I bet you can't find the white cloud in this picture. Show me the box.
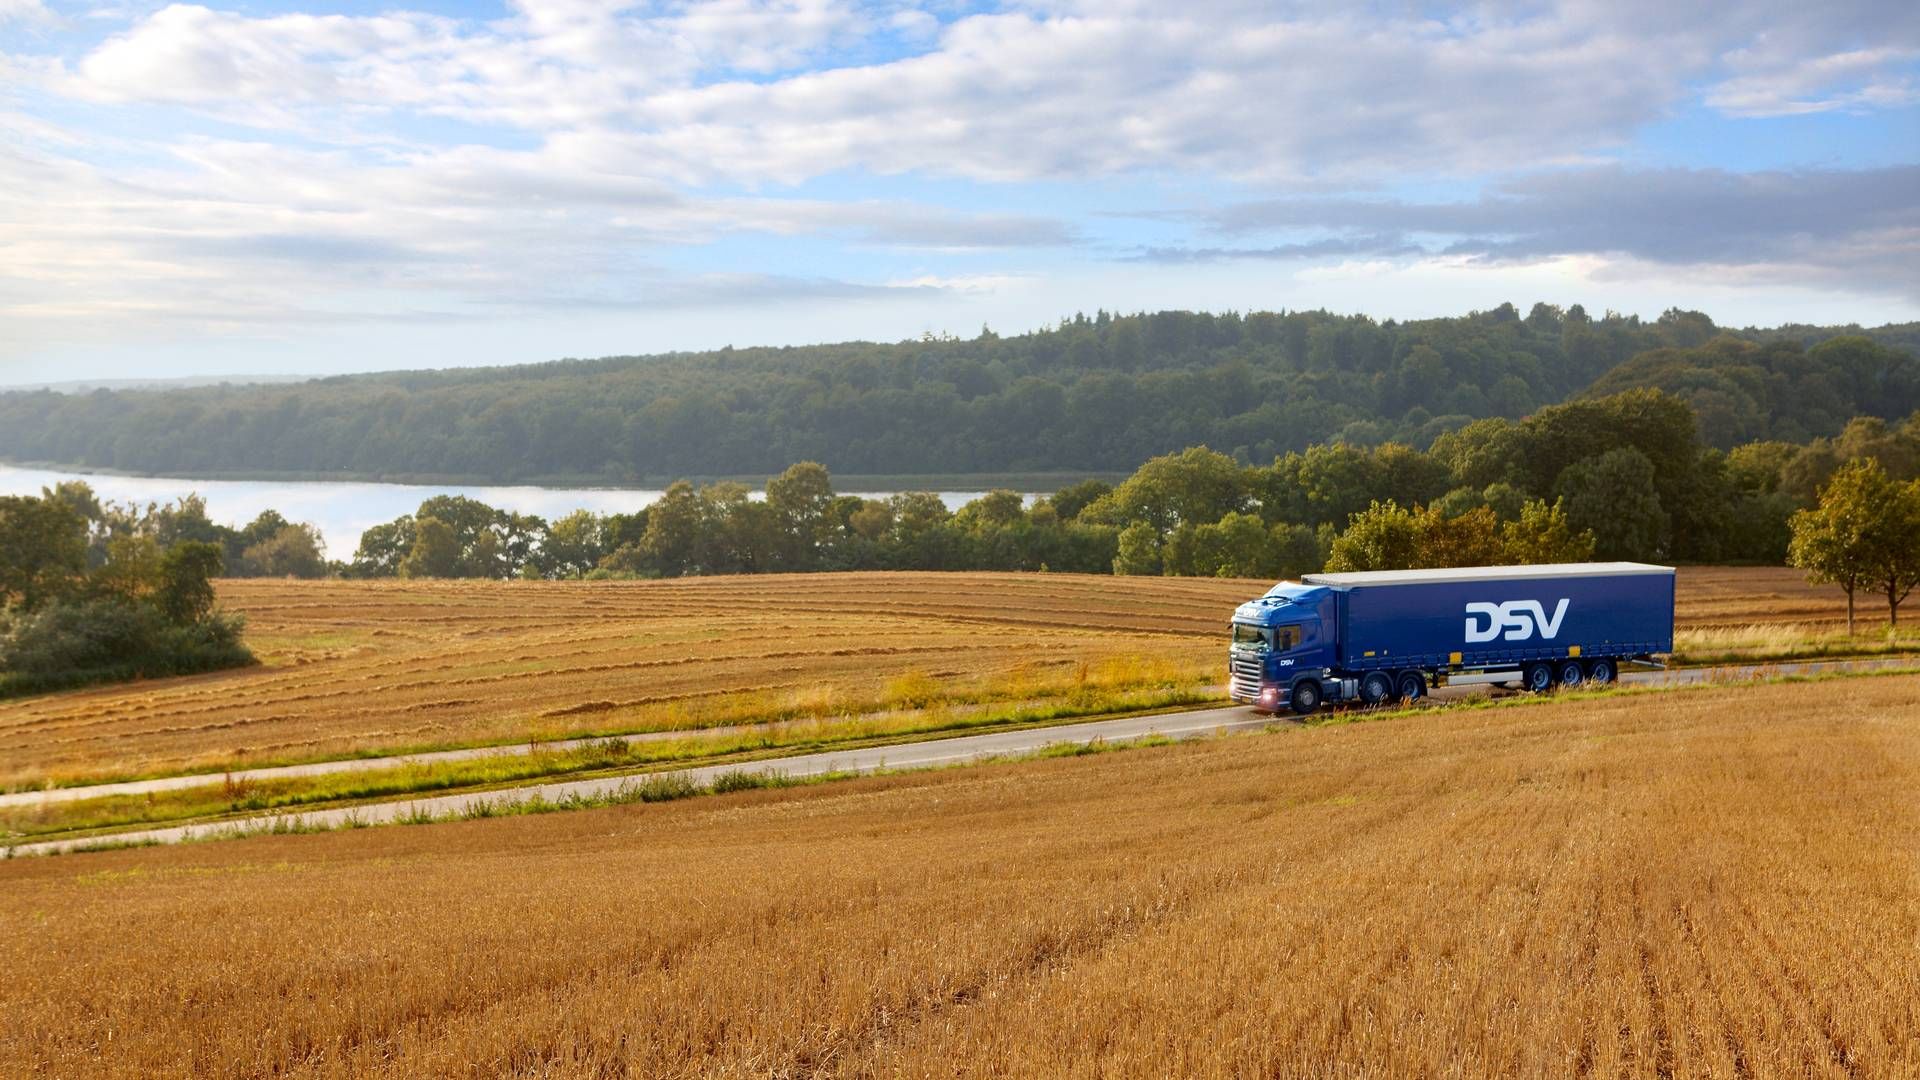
[74,5,451,104]
[599,11,1694,184]
[665,0,865,73]
[1,0,1917,371]
[1707,47,1920,116]
[0,118,1076,354]
[1175,165,1920,301]
[0,0,50,24]
[884,272,1027,293]
[50,1,1920,182]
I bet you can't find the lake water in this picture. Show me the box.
[0,465,1001,559]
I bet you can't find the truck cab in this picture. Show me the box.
[1228,581,1337,713]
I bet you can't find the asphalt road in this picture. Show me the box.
[9,654,1917,857]
[0,720,771,810]
[9,704,1280,856]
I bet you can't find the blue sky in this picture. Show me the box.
[1,0,1917,382]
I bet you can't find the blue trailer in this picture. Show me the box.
[1229,562,1674,715]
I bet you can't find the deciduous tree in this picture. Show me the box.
[1553,447,1669,560]
[0,495,86,611]
[400,517,461,579]
[1113,521,1162,576]
[1326,501,1421,573]
[541,510,608,579]
[240,524,327,578]
[1867,478,1920,627]
[1098,447,1248,533]
[1788,458,1888,634]
[1499,499,1596,565]
[156,541,224,625]
[1415,505,1504,568]
[766,462,835,570]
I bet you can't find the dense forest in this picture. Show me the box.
[2,305,1915,483]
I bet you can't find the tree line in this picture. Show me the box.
[333,389,1920,583]
[1,305,1913,483]
[30,483,330,580]
[14,387,1917,594]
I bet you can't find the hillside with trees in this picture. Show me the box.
[2,305,1914,483]
[1582,335,1920,447]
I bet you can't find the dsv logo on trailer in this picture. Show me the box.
[1463,599,1570,643]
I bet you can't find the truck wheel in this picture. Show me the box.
[1290,679,1321,716]
[1396,672,1426,702]
[1557,660,1585,688]
[1588,658,1617,685]
[1522,663,1554,694]
[1360,672,1392,706]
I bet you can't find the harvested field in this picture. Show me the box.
[0,567,1867,791]
[1672,565,1854,627]
[1671,566,1919,663]
[4,674,1918,1076]
[0,573,1258,788]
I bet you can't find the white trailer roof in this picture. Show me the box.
[1302,561,1673,588]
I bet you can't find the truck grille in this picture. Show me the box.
[1229,654,1264,700]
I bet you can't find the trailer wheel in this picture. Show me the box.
[1359,672,1393,706]
[1522,662,1554,694]
[1557,660,1585,688]
[1587,658,1616,685]
[1396,672,1426,702]
[1289,679,1321,716]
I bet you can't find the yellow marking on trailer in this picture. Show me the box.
[1449,651,1462,665]
[1569,645,1582,657]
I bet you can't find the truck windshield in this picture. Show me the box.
[1232,624,1304,651]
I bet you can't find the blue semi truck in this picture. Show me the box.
[1229,562,1675,715]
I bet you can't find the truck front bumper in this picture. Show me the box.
[1233,683,1285,712]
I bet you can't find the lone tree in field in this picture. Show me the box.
[1788,458,1920,632]
[1869,477,1920,627]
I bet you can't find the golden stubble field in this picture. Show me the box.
[2,673,1916,1077]
[1667,564,1854,625]
[0,567,1855,788]
[0,573,1259,787]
